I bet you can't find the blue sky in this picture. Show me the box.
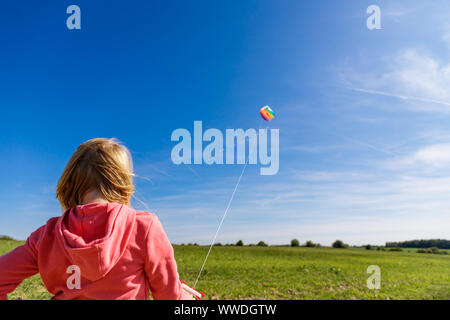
[1,1,449,245]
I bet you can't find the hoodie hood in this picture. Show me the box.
[55,202,136,281]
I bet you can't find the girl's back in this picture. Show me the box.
[0,138,190,300]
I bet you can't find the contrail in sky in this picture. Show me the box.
[345,87,450,107]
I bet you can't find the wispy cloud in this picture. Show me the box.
[340,49,450,112]
[384,143,450,171]
[284,144,349,153]
[344,87,450,108]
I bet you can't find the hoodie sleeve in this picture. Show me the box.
[0,227,42,300]
[144,215,191,300]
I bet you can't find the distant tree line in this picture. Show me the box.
[385,239,450,249]
[181,240,268,247]
[177,239,348,248]
[417,247,448,255]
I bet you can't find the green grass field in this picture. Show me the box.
[1,240,449,300]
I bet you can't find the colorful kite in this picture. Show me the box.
[260,105,275,121]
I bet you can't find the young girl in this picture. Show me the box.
[0,138,193,300]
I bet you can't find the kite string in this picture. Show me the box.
[194,120,267,288]
[193,155,249,287]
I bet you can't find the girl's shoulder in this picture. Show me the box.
[38,216,61,235]
[134,210,158,236]
[135,210,156,222]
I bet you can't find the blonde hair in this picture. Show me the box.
[56,138,135,211]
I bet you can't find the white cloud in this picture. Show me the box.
[411,143,450,167]
[383,50,450,100]
[385,143,450,170]
[342,49,450,112]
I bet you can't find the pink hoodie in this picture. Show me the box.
[0,202,190,300]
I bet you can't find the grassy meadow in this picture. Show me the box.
[1,240,449,300]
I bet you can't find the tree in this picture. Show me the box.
[291,239,300,247]
[236,240,244,246]
[332,240,348,248]
[430,247,439,254]
[257,241,268,247]
[305,240,317,248]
